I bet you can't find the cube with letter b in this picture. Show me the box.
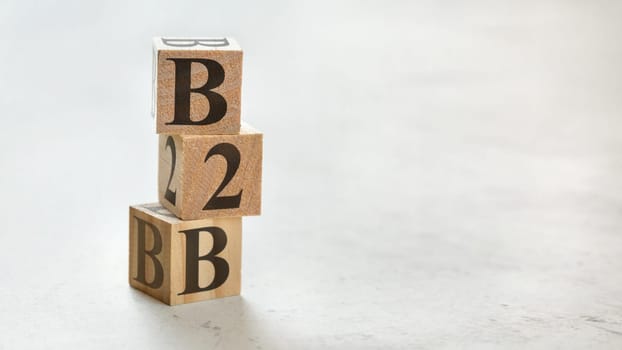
[158,122,262,220]
[129,203,242,305]
[153,37,242,135]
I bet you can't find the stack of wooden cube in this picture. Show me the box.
[128,37,262,305]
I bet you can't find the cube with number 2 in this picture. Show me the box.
[158,123,262,220]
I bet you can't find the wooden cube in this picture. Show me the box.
[152,37,242,135]
[129,203,242,305]
[158,123,262,220]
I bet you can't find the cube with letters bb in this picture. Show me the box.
[152,37,242,135]
[129,203,242,305]
[158,123,262,220]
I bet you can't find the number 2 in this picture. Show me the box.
[163,140,242,210]
[164,136,177,205]
[203,143,242,210]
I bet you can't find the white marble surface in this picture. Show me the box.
[1,0,622,348]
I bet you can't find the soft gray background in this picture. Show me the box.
[1,0,621,348]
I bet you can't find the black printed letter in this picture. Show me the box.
[166,58,227,126]
[178,227,229,295]
[133,217,164,289]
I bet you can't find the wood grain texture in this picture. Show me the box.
[158,123,262,220]
[152,37,242,135]
[129,203,242,306]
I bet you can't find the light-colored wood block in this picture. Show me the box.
[158,122,262,220]
[129,203,242,305]
[152,37,242,135]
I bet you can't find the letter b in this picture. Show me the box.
[166,58,227,126]
[133,217,164,289]
[178,226,230,295]
[162,38,230,47]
